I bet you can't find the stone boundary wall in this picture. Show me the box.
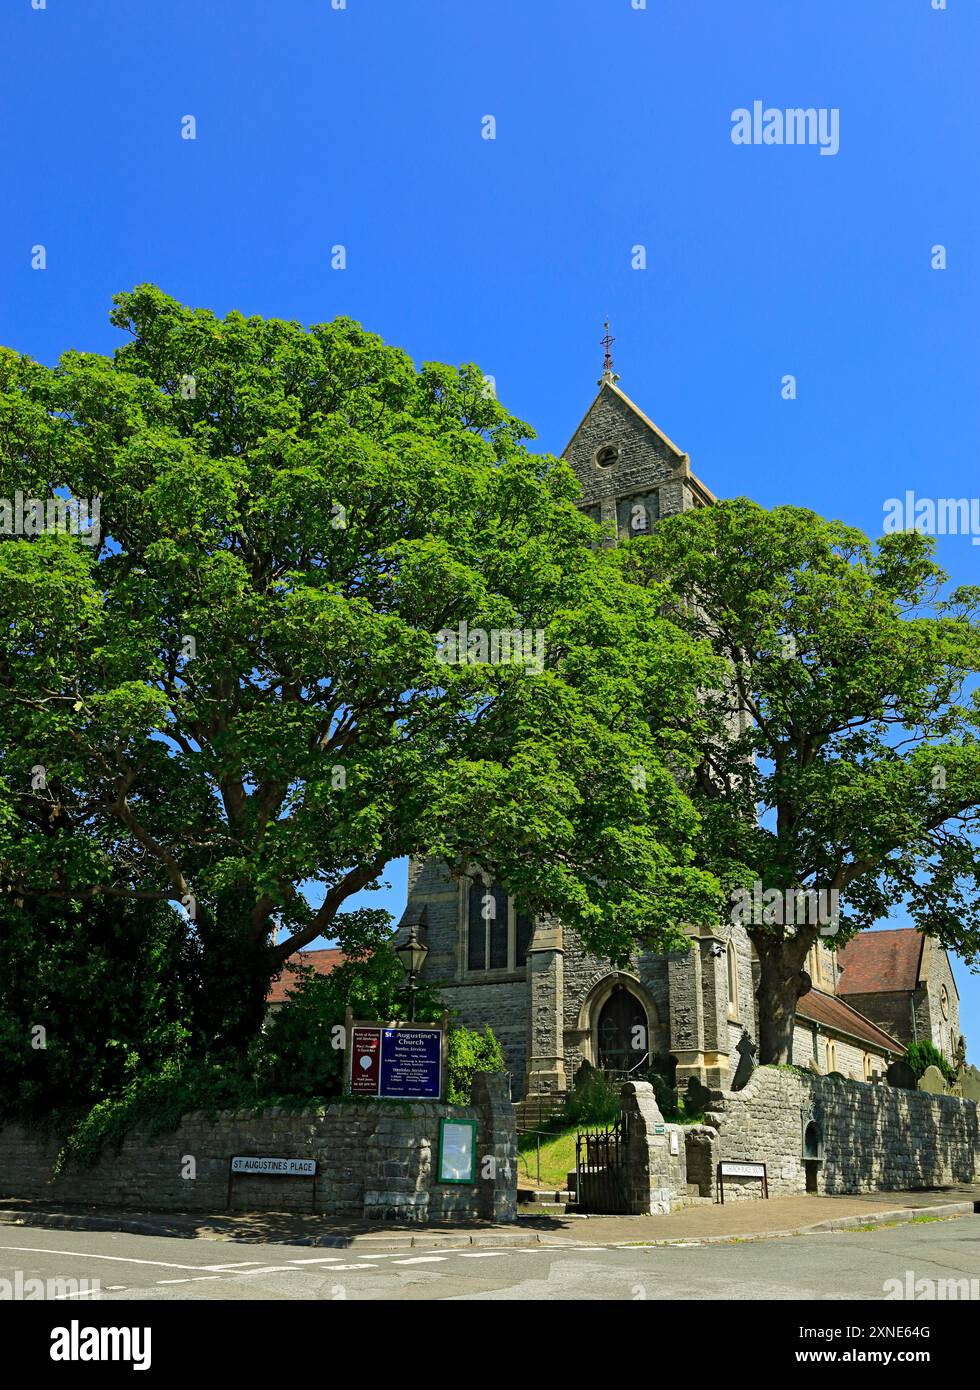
[0,1073,515,1224]
[699,1066,979,1200]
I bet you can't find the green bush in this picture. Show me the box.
[54,1055,263,1173]
[252,943,445,1099]
[446,1025,506,1104]
[560,1066,622,1127]
[904,1041,955,1085]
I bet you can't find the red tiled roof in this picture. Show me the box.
[797,988,903,1054]
[836,929,924,996]
[266,949,345,1006]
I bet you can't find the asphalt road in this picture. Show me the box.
[1,1215,979,1301]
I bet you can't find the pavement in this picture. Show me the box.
[1,1185,978,1251]
[2,1214,980,1301]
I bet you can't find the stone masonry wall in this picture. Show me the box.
[0,1074,516,1224]
[791,1025,886,1081]
[702,1065,979,1200]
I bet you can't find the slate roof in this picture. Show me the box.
[266,948,345,1006]
[796,988,903,1054]
[836,929,924,996]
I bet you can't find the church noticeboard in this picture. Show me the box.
[379,1026,442,1099]
[437,1118,477,1184]
[345,1013,446,1100]
[350,1027,382,1095]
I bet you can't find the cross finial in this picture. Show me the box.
[599,318,619,384]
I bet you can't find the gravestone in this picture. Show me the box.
[885,1059,917,1090]
[686,1076,714,1115]
[573,1058,597,1090]
[731,1029,756,1092]
[917,1064,948,1095]
[959,1063,980,1104]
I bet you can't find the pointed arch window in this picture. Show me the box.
[727,939,739,1019]
[466,878,534,973]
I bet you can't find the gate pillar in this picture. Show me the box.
[620,1081,687,1214]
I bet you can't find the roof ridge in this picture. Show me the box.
[561,380,717,504]
[797,987,903,1054]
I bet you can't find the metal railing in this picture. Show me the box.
[515,1124,559,1187]
[594,1052,651,1085]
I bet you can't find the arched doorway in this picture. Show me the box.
[596,986,648,1075]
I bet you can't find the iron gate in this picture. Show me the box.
[575,1116,629,1214]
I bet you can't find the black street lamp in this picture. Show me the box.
[394,924,429,1022]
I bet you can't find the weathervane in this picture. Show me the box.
[599,318,620,384]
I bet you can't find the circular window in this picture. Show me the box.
[595,444,619,468]
[940,985,950,1020]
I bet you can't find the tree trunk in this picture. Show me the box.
[752,933,814,1064]
[191,890,276,1053]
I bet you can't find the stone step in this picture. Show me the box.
[514,1094,565,1130]
[518,1189,573,1204]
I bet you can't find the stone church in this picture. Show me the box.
[397,369,954,1102]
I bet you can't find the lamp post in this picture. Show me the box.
[394,925,429,1022]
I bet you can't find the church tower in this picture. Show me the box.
[399,339,732,1100]
[561,330,714,541]
[520,340,731,1098]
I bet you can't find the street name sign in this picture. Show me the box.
[230,1156,316,1176]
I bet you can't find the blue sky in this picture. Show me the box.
[2,1,978,1041]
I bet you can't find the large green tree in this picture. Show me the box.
[0,286,720,1049]
[622,498,980,1063]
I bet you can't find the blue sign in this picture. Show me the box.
[379,1027,442,1099]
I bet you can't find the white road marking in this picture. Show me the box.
[457,1251,508,1258]
[54,1288,104,1299]
[392,1256,446,1265]
[0,1243,215,1273]
[323,1251,408,1260]
[200,1261,267,1271]
[287,1257,346,1265]
[157,1275,222,1285]
[316,1263,377,1271]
